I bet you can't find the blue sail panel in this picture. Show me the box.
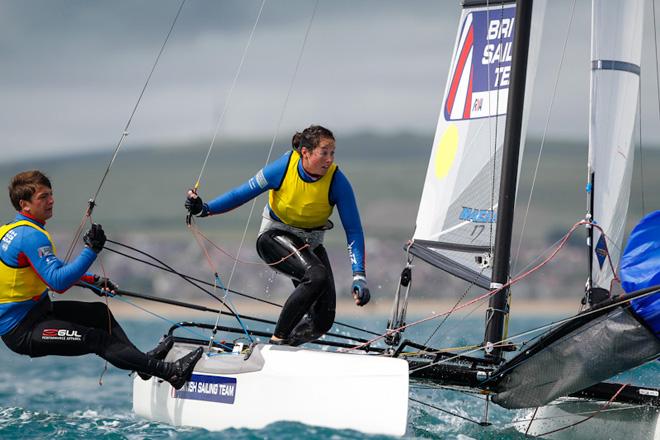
[620,210,660,339]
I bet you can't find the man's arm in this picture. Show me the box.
[19,227,96,293]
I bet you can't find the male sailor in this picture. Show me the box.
[0,170,202,389]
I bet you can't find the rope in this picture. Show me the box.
[357,220,624,354]
[217,0,320,312]
[409,397,484,426]
[64,0,187,262]
[193,0,267,190]
[410,287,660,377]
[188,0,321,340]
[533,384,628,437]
[421,268,484,349]
[103,239,383,337]
[109,294,232,350]
[194,226,310,266]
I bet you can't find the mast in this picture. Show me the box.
[483,0,533,359]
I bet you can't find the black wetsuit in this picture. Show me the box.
[257,229,336,343]
[2,295,165,376]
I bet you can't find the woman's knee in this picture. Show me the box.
[305,264,329,289]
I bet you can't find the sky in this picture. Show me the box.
[2,0,660,162]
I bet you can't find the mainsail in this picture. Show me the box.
[411,0,541,289]
[588,0,644,292]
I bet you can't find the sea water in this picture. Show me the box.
[0,312,657,439]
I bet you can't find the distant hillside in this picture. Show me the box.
[1,132,659,245]
[4,133,659,301]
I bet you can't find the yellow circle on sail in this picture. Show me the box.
[434,124,459,179]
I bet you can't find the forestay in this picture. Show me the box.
[411,0,542,289]
[588,0,644,291]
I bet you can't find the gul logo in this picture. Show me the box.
[444,6,516,121]
[42,328,83,341]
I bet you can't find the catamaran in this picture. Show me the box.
[126,0,660,437]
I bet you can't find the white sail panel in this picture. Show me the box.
[413,3,516,285]
[589,0,644,291]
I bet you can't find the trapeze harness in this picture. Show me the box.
[204,150,366,343]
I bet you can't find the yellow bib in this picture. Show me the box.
[0,220,55,304]
[269,152,338,229]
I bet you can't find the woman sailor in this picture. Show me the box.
[186,125,370,345]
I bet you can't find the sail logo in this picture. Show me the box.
[459,206,496,224]
[595,234,609,269]
[173,373,236,404]
[444,5,516,121]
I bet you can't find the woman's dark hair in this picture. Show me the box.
[291,125,334,153]
[9,170,52,211]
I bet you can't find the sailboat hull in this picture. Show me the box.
[513,398,660,439]
[132,343,409,436]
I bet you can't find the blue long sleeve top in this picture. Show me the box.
[0,214,97,335]
[203,151,366,274]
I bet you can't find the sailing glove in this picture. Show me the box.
[352,273,370,306]
[83,223,106,254]
[90,275,118,296]
[78,274,118,297]
[185,190,209,217]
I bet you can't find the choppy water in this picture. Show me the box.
[0,312,657,439]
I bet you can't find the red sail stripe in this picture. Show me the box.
[446,24,474,118]
[463,64,474,119]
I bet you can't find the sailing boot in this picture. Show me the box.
[288,316,321,346]
[137,335,175,380]
[162,347,204,390]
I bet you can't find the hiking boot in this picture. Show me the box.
[138,335,175,381]
[166,347,204,390]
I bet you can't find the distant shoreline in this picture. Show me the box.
[99,296,582,320]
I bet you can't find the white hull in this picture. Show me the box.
[133,343,409,436]
[512,398,660,439]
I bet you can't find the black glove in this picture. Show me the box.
[351,273,370,307]
[185,190,206,216]
[83,223,106,254]
[82,275,118,297]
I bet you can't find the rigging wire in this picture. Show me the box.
[408,287,659,377]
[63,0,187,262]
[103,238,383,337]
[512,0,576,273]
[204,0,320,339]
[193,0,267,190]
[532,384,628,438]
[353,220,621,352]
[185,0,268,347]
[421,269,485,349]
[409,397,485,426]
